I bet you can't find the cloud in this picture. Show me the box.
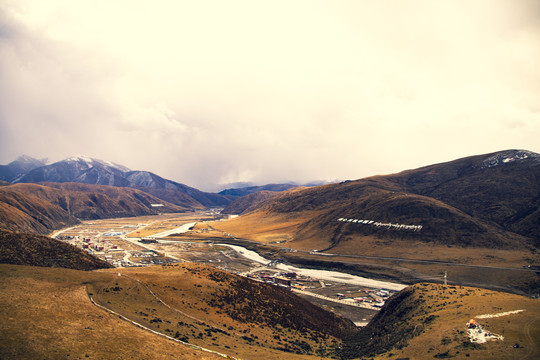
[1,0,539,191]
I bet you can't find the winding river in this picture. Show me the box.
[219,244,407,291]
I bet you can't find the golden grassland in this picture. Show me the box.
[0,265,221,360]
[210,210,538,268]
[210,211,538,268]
[209,211,321,244]
[369,283,540,360]
[0,263,347,360]
[209,212,540,295]
[0,263,538,359]
[101,264,346,360]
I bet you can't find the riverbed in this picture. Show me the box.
[219,244,407,291]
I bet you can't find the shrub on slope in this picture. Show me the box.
[0,228,111,270]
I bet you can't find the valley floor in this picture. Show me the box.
[1,211,539,359]
[51,212,407,325]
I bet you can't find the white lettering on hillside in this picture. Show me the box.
[337,218,422,231]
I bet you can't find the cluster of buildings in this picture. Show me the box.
[56,235,122,255]
[243,269,397,310]
[55,234,178,267]
[55,235,128,266]
[80,237,121,252]
[246,271,312,289]
[130,250,177,266]
[348,289,393,308]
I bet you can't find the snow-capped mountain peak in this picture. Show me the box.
[481,150,539,169]
[62,156,130,172]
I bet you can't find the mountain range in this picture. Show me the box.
[0,155,308,234]
[1,156,232,208]
[2,149,539,251]
[1,149,540,358]
[0,155,308,209]
[214,149,540,253]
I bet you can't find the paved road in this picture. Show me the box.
[50,225,79,238]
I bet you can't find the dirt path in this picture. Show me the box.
[88,274,238,359]
[522,317,538,360]
[118,273,206,324]
[88,295,233,359]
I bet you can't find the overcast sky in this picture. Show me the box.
[1,1,539,191]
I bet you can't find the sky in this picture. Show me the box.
[1,1,539,191]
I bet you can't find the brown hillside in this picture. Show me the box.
[2,263,537,359]
[387,150,540,244]
[0,265,222,360]
[0,186,79,234]
[214,150,539,252]
[90,263,357,359]
[2,182,188,230]
[1,262,358,359]
[30,182,190,216]
[221,190,280,214]
[0,182,191,234]
[0,228,111,270]
[342,283,540,359]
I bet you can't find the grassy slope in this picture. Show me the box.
[0,265,221,360]
[0,187,79,234]
[0,182,191,234]
[343,283,540,359]
[0,228,111,270]
[1,264,537,360]
[213,150,539,254]
[0,262,358,360]
[17,182,189,217]
[94,263,356,359]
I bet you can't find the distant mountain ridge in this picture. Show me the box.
[219,183,298,197]
[221,190,281,214]
[2,156,232,209]
[218,149,540,252]
[0,155,324,234]
[0,155,47,183]
[0,182,189,234]
[1,156,323,210]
